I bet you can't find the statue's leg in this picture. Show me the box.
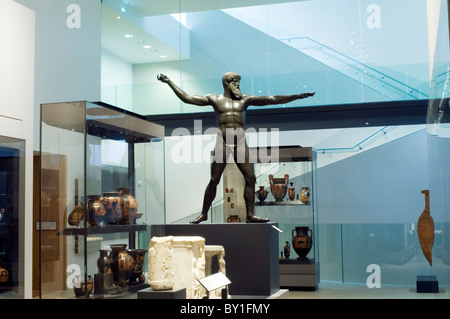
[235,144,269,223]
[190,150,227,224]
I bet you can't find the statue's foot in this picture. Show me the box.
[190,214,208,224]
[246,215,270,223]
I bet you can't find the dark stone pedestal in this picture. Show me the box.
[94,273,113,294]
[416,275,439,293]
[137,287,186,299]
[279,258,319,290]
[151,223,280,296]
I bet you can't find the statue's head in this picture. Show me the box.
[222,72,240,88]
[222,72,242,99]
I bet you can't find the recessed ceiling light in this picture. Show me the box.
[116,16,121,19]
[121,7,126,13]
[137,41,145,45]
[124,34,134,38]
[143,45,152,49]
[160,55,168,58]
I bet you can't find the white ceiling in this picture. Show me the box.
[120,0,305,16]
[102,0,307,64]
[102,5,184,64]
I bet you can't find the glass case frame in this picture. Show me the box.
[0,136,25,298]
[252,146,319,290]
[39,101,164,298]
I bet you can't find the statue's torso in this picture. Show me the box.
[210,95,247,130]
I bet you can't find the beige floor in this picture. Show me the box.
[286,281,449,299]
[35,281,449,299]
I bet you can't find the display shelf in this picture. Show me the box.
[255,201,309,206]
[279,258,316,265]
[88,282,149,299]
[58,223,147,236]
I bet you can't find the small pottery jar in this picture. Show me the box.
[127,249,147,284]
[0,265,8,282]
[88,195,106,226]
[227,215,241,223]
[284,241,291,259]
[300,187,310,203]
[292,226,313,260]
[288,183,295,201]
[100,192,123,225]
[74,275,94,297]
[97,249,112,274]
[110,244,133,287]
[269,174,289,201]
[116,187,139,225]
[118,250,133,284]
[256,186,268,203]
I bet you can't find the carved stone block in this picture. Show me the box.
[147,236,174,290]
[205,245,227,298]
[148,236,206,298]
[172,236,206,299]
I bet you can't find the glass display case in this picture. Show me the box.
[253,146,319,290]
[39,101,164,298]
[0,136,25,298]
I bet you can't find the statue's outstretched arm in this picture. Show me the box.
[248,92,315,107]
[157,74,210,106]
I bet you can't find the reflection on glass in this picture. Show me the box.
[101,0,433,115]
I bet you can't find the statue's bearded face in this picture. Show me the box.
[227,76,242,100]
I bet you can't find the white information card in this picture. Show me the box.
[198,272,231,292]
